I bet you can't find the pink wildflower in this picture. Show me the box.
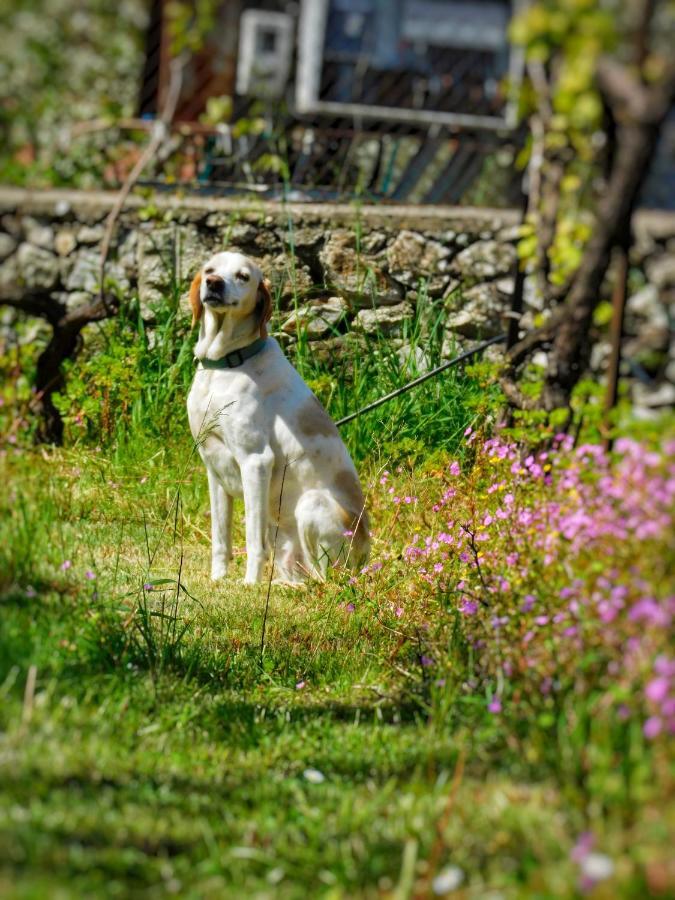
[645,677,669,704]
[643,716,662,739]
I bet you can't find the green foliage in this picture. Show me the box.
[52,267,194,446]
[289,295,501,465]
[0,335,42,446]
[0,0,146,187]
[199,94,233,127]
[511,0,618,285]
[0,415,672,896]
[166,0,219,56]
[53,316,146,443]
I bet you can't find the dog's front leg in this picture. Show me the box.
[206,468,233,580]
[241,449,274,584]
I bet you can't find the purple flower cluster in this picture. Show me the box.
[362,433,674,733]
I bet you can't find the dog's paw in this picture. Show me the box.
[242,575,262,586]
[211,567,228,581]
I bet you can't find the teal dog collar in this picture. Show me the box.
[197,337,268,370]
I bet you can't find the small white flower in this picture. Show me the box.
[432,865,464,894]
[581,852,615,882]
[303,768,325,784]
[266,867,285,885]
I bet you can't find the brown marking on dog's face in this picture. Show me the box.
[297,397,338,438]
[189,272,203,328]
[257,278,273,339]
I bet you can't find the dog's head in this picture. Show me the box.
[189,251,273,338]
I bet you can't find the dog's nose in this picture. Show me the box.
[205,274,225,289]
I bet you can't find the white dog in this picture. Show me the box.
[186,251,370,584]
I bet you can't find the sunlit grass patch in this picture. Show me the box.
[1,424,674,897]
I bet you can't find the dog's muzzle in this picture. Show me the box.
[204,278,227,306]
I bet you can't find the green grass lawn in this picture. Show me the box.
[0,435,671,899]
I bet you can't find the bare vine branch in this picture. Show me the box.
[98,53,186,306]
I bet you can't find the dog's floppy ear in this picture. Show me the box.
[189,272,203,329]
[257,277,273,339]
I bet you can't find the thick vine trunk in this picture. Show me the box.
[504,57,675,412]
[1,287,118,443]
[539,117,660,410]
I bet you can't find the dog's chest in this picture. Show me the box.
[187,369,272,490]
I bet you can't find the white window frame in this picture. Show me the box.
[296,0,525,131]
[237,10,295,98]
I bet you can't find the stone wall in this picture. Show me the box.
[1,187,673,413]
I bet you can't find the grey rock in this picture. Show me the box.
[496,224,523,243]
[666,356,675,384]
[54,230,77,257]
[24,217,54,250]
[255,229,281,254]
[65,249,128,294]
[287,227,323,250]
[361,231,387,254]
[632,381,675,411]
[353,301,414,336]
[54,200,72,217]
[305,334,357,365]
[271,328,296,350]
[590,340,611,372]
[626,284,668,330]
[524,276,544,310]
[138,229,174,304]
[451,239,516,281]
[495,277,515,295]
[440,331,469,358]
[424,274,453,298]
[396,343,433,374]
[494,275,543,311]
[320,230,401,305]
[444,282,506,338]
[386,230,451,284]
[440,279,461,300]
[266,256,314,306]
[281,296,348,338]
[0,233,17,262]
[205,213,229,228]
[646,253,675,289]
[76,224,104,245]
[229,222,258,245]
[176,225,205,281]
[54,290,94,313]
[17,242,60,289]
[64,250,100,292]
[117,229,138,277]
[1,214,22,236]
[0,252,18,288]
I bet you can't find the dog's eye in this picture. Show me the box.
[204,267,214,274]
[236,271,250,282]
